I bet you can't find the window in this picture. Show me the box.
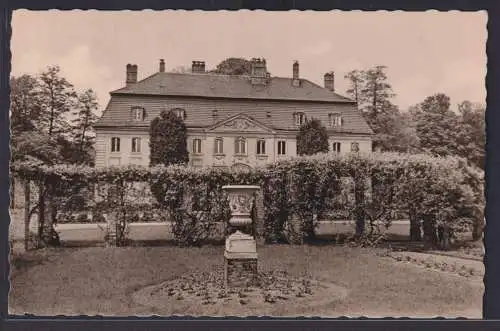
[277,140,286,155]
[132,107,144,121]
[111,137,120,152]
[193,139,202,154]
[214,138,224,154]
[351,142,360,152]
[175,108,186,120]
[329,113,342,127]
[131,137,141,153]
[295,112,305,126]
[256,139,266,155]
[235,137,246,155]
[332,142,341,153]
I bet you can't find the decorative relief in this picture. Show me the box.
[228,193,254,215]
[223,118,257,131]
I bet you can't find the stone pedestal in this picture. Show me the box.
[224,231,258,288]
[222,185,261,289]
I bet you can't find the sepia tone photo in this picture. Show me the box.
[8,10,486,318]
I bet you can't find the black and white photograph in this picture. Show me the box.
[8,10,486,318]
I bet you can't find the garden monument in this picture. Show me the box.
[222,185,261,288]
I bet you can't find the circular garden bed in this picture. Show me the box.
[132,267,348,316]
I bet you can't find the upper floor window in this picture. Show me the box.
[131,137,141,153]
[256,139,266,155]
[174,108,186,120]
[132,107,145,121]
[235,137,246,155]
[214,138,224,154]
[329,113,343,127]
[332,142,341,153]
[111,137,120,152]
[294,112,306,126]
[277,140,286,155]
[351,142,360,152]
[192,139,202,154]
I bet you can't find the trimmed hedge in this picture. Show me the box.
[11,152,484,248]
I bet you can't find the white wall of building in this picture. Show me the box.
[95,129,372,168]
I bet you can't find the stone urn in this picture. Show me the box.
[222,185,260,288]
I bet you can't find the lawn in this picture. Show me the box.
[9,245,482,317]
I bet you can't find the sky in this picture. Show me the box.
[11,10,487,113]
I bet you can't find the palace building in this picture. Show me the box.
[94,58,373,169]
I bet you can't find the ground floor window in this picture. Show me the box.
[332,142,341,153]
[256,139,266,155]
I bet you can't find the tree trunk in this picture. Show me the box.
[422,214,438,250]
[409,208,422,241]
[438,224,451,251]
[23,179,31,250]
[354,177,366,236]
[40,184,60,247]
[472,217,484,241]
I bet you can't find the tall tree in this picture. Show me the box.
[38,65,77,137]
[411,93,459,157]
[10,74,42,136]
[345,66,400,151]
[210,58,253,76]
[344,70,365,106]
[149,109,189,166]
[296,118,329,156]
[70,89,99,165]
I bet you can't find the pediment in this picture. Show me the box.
[207,113,275,134]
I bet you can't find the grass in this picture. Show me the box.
[9,245,482,317]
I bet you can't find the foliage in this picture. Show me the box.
[10,69,99,167]
[410,93,459,157]
[149,110,189,168]
[11,152,484,249]
[70,89,99,165]
[38,65,78,137]
[10,75,42,135]
[296,118,329,156]
[344,70,365,106]
[455,101,485,169]
[210,58,253,76]
[344,66,401,152]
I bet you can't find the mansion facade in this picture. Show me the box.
[94,58,373,169]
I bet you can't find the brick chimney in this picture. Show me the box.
[192,61,206,74]
[251,58,268,85]
[324,71,335,92]
[126,64,138,86]
[159,59,165,73]
[292,61,300,87]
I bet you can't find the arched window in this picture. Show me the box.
[234,137,246,155]
[214,137,224,154]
